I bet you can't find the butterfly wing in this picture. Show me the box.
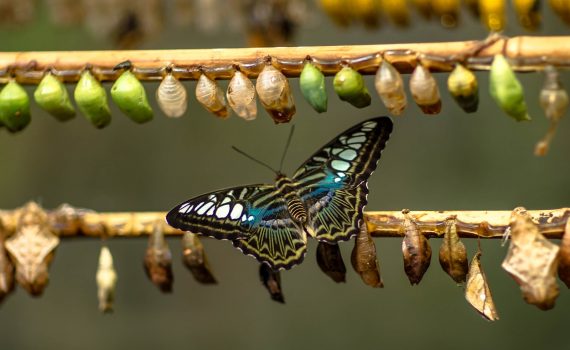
[293,117,393,242]
[167,185,307,270]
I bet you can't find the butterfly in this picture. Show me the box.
[166,117,393,271]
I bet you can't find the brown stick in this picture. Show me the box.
[1,36,569,83]
[2,204,568,239]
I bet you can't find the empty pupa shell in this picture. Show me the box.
[299,62,327,113]
[513,0,541,30]
[156,73,188,118]
[447,64,479,113]
[256,64,296,124]
[182,232,217,284]
[196,74,229,119]
[465,250,499,321]
[143,222,173,293]
[316,242,346,283]
[227,71,257,121]
[409,64,442,115]
[479,0,506,31]
[535,66,568,156]
[74,70,112,128]
[489,54,531,122]
[374,60,407,116]
[111,70,154,123]
[0,80,31,132]
[259,263,285,303]
[333,67,371,108]
[96,246,117,313]
[351,224,383,288]
[34,73,76,121]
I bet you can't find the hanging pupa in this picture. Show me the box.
[549,0,570,25]
[333,66,371,108]
[182,232,217,284]
[401,210,432,285]
[557,219,570,288]
[465,249,499,321]
[34,72,76,121]
[143,221,174,293]
[489,54,531,122]
[464,0,480,17]
[0,80,31,132]
[0,226,15,303]
[374,60,407,115]
[96,246,117,313]
[255,63,296,124]
[432,0,460,27]
[381,0,410,26]
[316,242,346,283]
[412,0,433,19]
[409,63,442,115]
[438,217,468,284]
[319,0,351,26]
[226,70,257,121]
[513,0,541,30]
[74,70,112,128]
[479,0,506,31]
[535,65,568,156]
[352,0,382,28]
[196,73,229,119]
[110,68,154,123]
[447,64,479,113]
[299,61,327,113]
[259,263,285,303]
[351,224,383,288]
[156,71,188,118]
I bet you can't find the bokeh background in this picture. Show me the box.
[0,1,569,350]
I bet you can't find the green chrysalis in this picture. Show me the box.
[489,54,531,122]
[0,80,31,132]
[75,71,112,128]
[34,73,76,121]
[447,64,479,113]
[299,62,327,113]
[111,70,153,123]
[333,67,371,109]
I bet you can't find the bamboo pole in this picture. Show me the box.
[1,204,568,239]
[1,36,570,84]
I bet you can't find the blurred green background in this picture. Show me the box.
[1,2,569,350]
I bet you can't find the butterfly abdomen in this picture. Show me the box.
[276,176,308,224]
[287,197,307,223]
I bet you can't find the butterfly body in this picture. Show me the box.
[167,117,393,270]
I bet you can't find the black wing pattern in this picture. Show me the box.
[292,117,393,242]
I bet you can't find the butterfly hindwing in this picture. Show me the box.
[293,117,393,242]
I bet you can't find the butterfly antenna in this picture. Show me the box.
[278,125,295,173]
[232,146,278,175]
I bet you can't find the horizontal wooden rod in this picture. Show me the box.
[1,205,567,239]
[1,36,569,84]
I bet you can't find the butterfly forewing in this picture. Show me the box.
[294,117,393,242]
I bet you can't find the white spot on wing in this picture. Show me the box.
[331,160,350,171]
[339,149,357,160]
[197,202,214,215]
[230,204,244,220]
[350,143,362,150]
[207,205,215,216]
[349,136,366,143]
[216,204,230,218]
[179,203,190,213]
[221,196,232,205]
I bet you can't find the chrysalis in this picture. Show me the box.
[143,222,173,293]
[438,217,468,284]
[0,80,31,132]
[299,61,327,113]
[381,0,410,26]
[502,207,560,310]
[259,263,285,303]
[227,71,257,121]
[479,0,506,31]
[0,229,15,303]
[156,72,188,118]
[351,224,383,288]
[412,0,432,19]
[196,73,229,119]
[34,72,76,121]
[74,70,112,128]
[96,246,117,313]
[557,219,570,288]
[111,70,154,123]
[465,250,499,321]
[374,60,407,116]
[409,63,442,115]
[464,0,480,17]
[255,64,296,124]
[432,0,460,27]
[316,242,346,283]
[181,232,217,284]
[549,0,570,25]
[4,202,59,296]
[333,66,371,108]
[402,210,432,285]
[513,0,541,30]
[319,0,351,26]
[352,0,382,28]
[447,64,479,113]
[535,65,568,156]
[489,54,531,122]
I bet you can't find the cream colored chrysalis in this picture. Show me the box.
[195,73,228,118]
[156,71,188,118]
[255,63,296,124]
[409,63,442,115]
[374,60,407,116]
[227,70,257,121]
[96,246,117,313]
